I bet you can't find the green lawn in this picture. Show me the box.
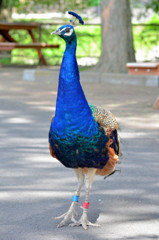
[1,16,159,66]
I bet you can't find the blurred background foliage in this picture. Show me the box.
[0,0,100,13]
[0,0,158,13]
[6,25,101,66]
[131,0,159,12]
[0,0,159,66]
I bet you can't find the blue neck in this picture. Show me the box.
[52,37,98,137]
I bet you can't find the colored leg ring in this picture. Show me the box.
[82,201,90,209]
[72,195,79,202]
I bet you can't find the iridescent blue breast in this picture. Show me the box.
[49,122,109,168]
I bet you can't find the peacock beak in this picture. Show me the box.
[51,29,61,35]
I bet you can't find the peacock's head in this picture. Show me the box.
[51,11,84,43]
[51,25,76,42]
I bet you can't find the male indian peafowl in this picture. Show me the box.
[49,11,120,230]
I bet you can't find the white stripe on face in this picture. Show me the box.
[62,27,73,36]
[64,28,73,36]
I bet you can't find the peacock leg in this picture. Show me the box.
[70,168,100,230]
[55,168,84,228]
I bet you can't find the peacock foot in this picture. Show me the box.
[69,210,100,230]
[55,202,80,228]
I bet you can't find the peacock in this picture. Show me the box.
[49,11,121,230]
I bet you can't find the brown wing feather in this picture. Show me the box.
[89,104,121,176]
[90,104,118,130]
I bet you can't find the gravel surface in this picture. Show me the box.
[0,68,159,240]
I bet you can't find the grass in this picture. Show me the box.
[1,15,159,65]
[132,14,159,60]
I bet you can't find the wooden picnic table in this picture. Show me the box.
[0,22,59,65]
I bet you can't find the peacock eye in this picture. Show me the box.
[65,28,70,33]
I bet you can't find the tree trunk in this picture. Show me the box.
[96,0,135,73]
[0,0,12,21]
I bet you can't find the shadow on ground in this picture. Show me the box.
[0,68,159,240]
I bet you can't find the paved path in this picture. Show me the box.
[0,68,159,240]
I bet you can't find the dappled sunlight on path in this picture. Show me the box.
[0,68,159,240]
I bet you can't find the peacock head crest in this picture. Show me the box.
[51,11,84,42]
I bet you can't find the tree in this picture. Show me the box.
[0,0,21,21]
[132,0,159,13]
[145,0,159,13]
[0,0,100,18]
[96,0,135,73]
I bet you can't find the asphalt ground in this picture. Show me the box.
[0,68,159,240]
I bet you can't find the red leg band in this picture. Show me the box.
[82,201,90,209]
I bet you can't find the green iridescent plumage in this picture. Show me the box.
[49,118,109,168]
[49,103,120,168]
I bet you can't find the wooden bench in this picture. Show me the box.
[0,42,59,65]
[0,22,59,65]
[0,42,59,50]
[126,62,159,75]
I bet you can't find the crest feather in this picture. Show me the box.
[68,11,84,25]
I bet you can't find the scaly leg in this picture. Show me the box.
[55,168,84,228]
[70,168,100,230]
